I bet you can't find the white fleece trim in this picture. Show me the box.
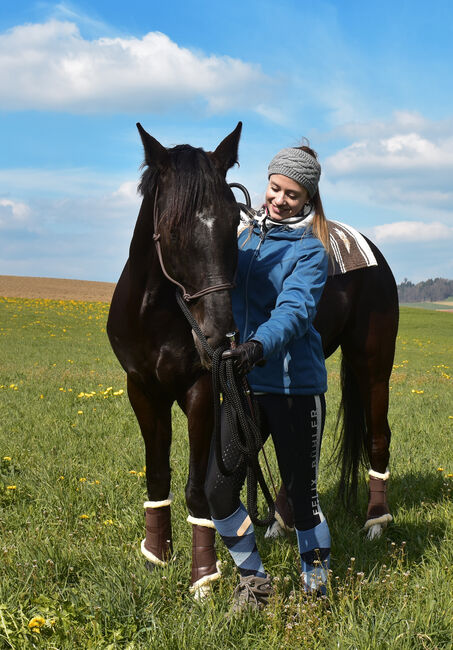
[187,515,216,529]
[364,514,393,530]
[143,492,173,509]
[189,561,222,593]
[368,469,390,481]
[140,539,168,566]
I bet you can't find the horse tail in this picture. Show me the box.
[335,353,368,506]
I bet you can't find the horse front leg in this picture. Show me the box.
[127,376,174,567]
[179,374,220,599]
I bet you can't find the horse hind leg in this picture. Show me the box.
[127,376,174,569]
[265,483,295,539]
[343,351,394,539]
[366,469,392,540]
[363,380,393,539]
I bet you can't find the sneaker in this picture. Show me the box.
[230,574,274,615]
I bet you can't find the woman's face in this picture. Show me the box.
[265,174,309,221]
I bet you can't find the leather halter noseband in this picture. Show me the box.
[152,186,235,302]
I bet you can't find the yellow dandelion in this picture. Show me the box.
[103,519,114,525]
[28,616,45,630]
[437,467,444,472]
[58,476,64,480]
[77,410,83,415]
[3,456,11,461]
[138,471,145,477]
[447,473,453,478]
[129,470,137,475]
[6,485,16,490]
[79,514,89,519]
[79,477,87,482]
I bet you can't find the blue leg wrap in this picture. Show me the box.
[213,503,266,577]
[296,518,330,594]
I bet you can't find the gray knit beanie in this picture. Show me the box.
[268,147,321,198]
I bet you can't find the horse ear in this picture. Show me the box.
[136,123,169,169]
[210,121,242,176]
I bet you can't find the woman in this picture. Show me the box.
[205,144,331,613]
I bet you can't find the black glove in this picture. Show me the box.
[222,340,264,375]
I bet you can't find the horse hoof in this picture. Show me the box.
[191,582,213,601]
[145,560,159,573]
[265,519,285,539]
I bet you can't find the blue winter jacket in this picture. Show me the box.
[232,217,328,395]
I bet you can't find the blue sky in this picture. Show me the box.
[1,0,453,283]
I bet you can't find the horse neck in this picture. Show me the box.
[129,192,156,263]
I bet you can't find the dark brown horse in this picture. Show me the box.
[107,122,242,598]
[107,123,399,599]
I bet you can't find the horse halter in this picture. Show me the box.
[152,186,235,302]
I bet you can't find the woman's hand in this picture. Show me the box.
[222,340,264,375]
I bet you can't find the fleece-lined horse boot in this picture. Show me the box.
[265,483,295,538]
[141,494,173,567]
[187,516,221,599]
[364,470,392,539]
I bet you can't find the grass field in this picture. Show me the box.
[0,297,452,649]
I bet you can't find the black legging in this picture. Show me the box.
[205,393,326,531]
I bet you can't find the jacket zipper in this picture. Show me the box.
[243,228,266,338]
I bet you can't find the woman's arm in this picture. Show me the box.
[252,243,328,359]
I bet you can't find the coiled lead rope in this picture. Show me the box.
[176,291,275,527]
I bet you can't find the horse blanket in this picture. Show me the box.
[327,220,377,276]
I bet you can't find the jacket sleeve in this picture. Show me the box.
[251,241,328,359]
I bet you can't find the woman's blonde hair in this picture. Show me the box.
[296,144,330,253]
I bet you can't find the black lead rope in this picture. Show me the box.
[175,291,275,527]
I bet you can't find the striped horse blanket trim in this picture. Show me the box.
[327,220,377,276]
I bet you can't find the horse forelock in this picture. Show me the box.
[138,145,227,235]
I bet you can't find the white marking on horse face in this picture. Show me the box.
[197,211,215,231]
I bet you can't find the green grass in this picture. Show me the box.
[0,298,452,649]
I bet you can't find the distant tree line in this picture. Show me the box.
[397,277,453,302]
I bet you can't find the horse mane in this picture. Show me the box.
[138,145,225,234]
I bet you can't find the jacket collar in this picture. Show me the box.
[255,206,314,232]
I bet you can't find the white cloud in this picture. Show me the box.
[321,111,453,232]
[0,19,271,114]
[112,181,140,203]
[326,131,453,177]
[0,179,141,281]
[369,220,453,243]
[0,198,32,229]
